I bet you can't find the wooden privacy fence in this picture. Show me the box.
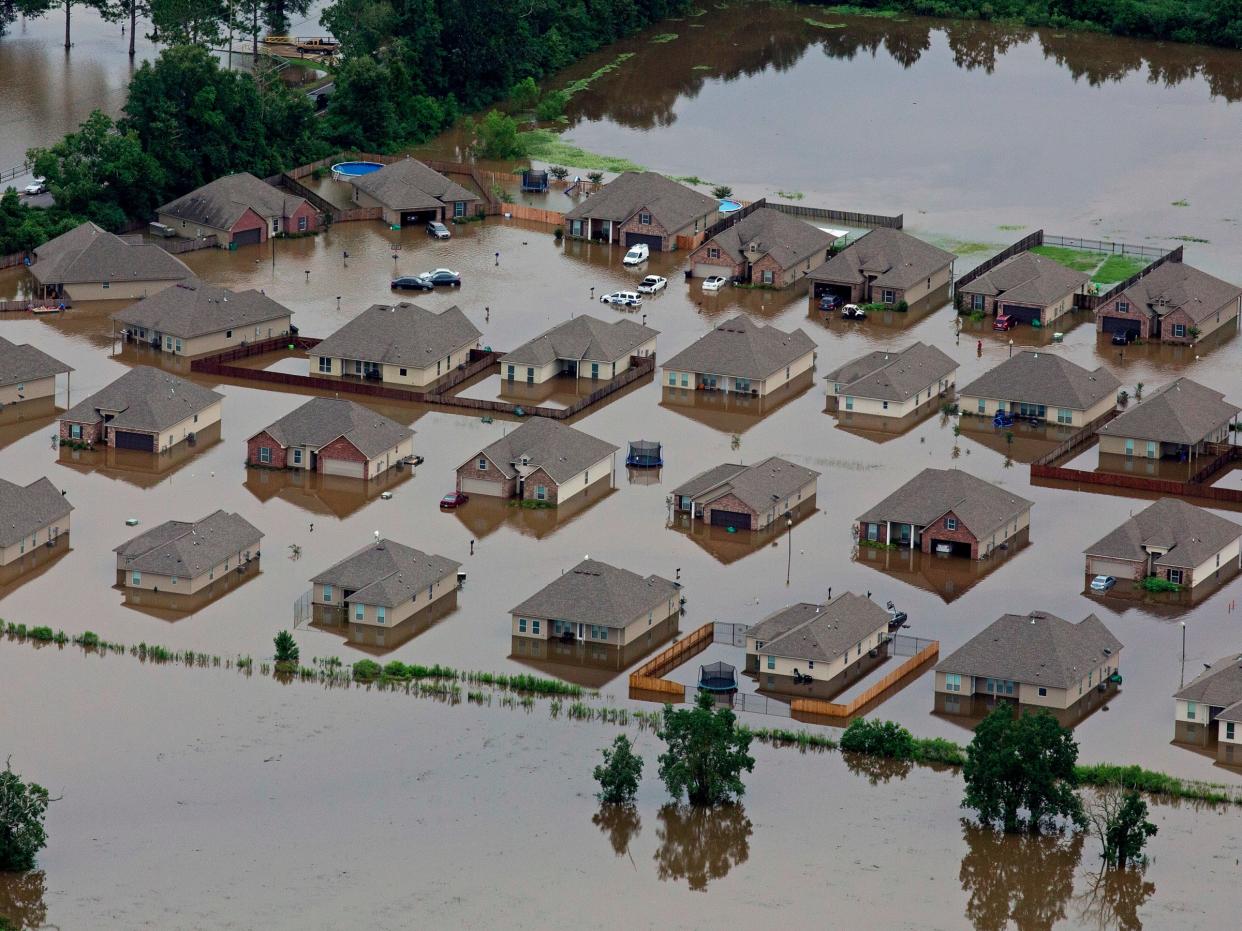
[955,230,1045,294]
[1032,460,1242,505]
[1031,408,1120,467]
[0,250,31,270]
[790,639,940,720]
[765,201,903,229]
[1096,245,1184,304]
[497,202,566,225]
[628,622,714,701]
[156,235,218,255]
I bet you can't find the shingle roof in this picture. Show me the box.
[1083,498,1242,570]
[0,477,73,547]
[1120,261,1242,324]
[958,251,1089,305]
[311,539,460,609]
[0,336,73,388]
[112,279,292,340]
[509,558,678,627]
[703,207,835,270]
[350,158,478,211]
[673,455,819,513]
[808,228,955,291]
[564,172,717,232]
[62,366,223,432]
[663,315,815,381]
[936,611,1122,690]
[156,173,310,230]
[857,468,1032,540]
[957,350,1120,412]
[311,303,481,369]
[748,593,890,663]
[823,342,957,402]
[503,315,658,368]
[114,510,262,578]
[31,221,191,286]
[1174,652,1242,706]
[255,397,412,459]
[1097,378,1239,445]
[468,418,618,484]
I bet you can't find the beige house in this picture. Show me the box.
[957,350,1119,428]
[1174,654,1242,763]
[60,367,222,453]
[113,279,293,357]
[0,336,73,406]
[29,221,190,301]
[309,302,481,387]
[672,455,819,531]
[935,611,1122,713]
[502,315,657,385]
[156,172,319,245]
[1096,377,1239,463]
[825,342,957,418]
[663,316,815,398]
[956,251,1089,327]
[808,228,955,308]
[510,558,680,647]
[311,538,460,631]
[1096,260,1242,344]
[349,158,482,226]
[0,476,72,566]
[248,397,413,479]
[115,510,261,595]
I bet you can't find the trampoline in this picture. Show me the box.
[698,661,738,693]
[626,439,663,468]
[719,199,743,214]
[331,161,384,181]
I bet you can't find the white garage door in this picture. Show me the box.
[459,477,506,497]
[693,263,733,279]
[322,458,366,478]
[1087,557,1131,577]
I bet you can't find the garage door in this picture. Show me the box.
[1001,303,1041,324]
[401,210,437,226]
[321,458,365,478]
[114,430,155,452]
[929,539,972,558]
[625,232,663,250]
[233,227,262,247]
[459,477,506,497]
[1101,317,1141,336]
[1087,557,1132,577]
[710,509,752,531]
[693,263,733,279]
[813,282,852,301]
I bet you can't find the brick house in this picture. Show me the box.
[349,158,482,227]
[564,172,719,251]
[60,366,222,453]
[247,397,414,480]
[157,172,319,246]
[857,467,1033,559]
[687,207,836,287]
[955,251,1089,327]
[672,456,819,531]
[1095,260,1242,344]
[808,228,955,307]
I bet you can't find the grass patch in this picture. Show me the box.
[673,175,712,185]
[692,64,713,71]
[949,241,997,255]
[1092,254,1148,284]
[560,53,635,98]
[997,224,1026,231]
[650,33,679,43]
[805,18,847,28]
[829,4,901,18]
[518,129,645,172]
[1171,234,1209,243]
[776,190,804,200]
[1171,199,1189,207]
[1030,244,1108,272]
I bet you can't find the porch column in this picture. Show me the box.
[886,521,892,544]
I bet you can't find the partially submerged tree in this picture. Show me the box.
[1086,787,1157,867]
[711,184,732,199]
[273,630,299,667]
[656,691,754,806]
[593,734,643,804]
[0,758,52,872]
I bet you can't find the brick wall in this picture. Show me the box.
[619,210,672,251]
[750,253,789,288]
[919,510,980,559]
[318,435,368,477]
[687,238,743,276]
[522,467,561,504]
[231,208,268,245]
[286,200,320,233]
[1095,290,1153,339]
[702,493,759,527]
[247,431,288,468]
[1160,307,1198,343]
[455,457,514,496]
[59,420,102,445]
[959,290,999,315]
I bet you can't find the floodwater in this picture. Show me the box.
[5,6,1242,928]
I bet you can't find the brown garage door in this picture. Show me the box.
[114,430,155,452]
[233,227,263,247]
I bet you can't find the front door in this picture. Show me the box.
[577,623,585,641]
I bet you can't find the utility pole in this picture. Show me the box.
[785,513,793,585]
[1180,621,1186,688]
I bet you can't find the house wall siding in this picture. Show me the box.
[0,375,56,405]
[749,622,889,682]
[0,517,69,567]
[64,279,182,302]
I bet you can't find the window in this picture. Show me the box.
[526,367,534,384]
[535,485,547,501]
[1146,441,1157,459]
[1173,323,1186,338]
[292,449,302,466]
[971,294,984,310]
[785,365,791,379]
[944,673,961,692]
[761,270,774,285]
[639,211,651,226]
[298,216,308,231]
[377,607,386,625]
[477,457,488,470]
[1186,701,1197,720]
[512,365,520,383]
[171,577,178,585]
[882,401,889,411]
[845,396,853,410]
[323,584,333,603]
[766,655,775,670]
[318,356,332,373]
[946,517,957,531]
[532,620,540,635]
[1038,687,1047,697]
[272,219,280,235]
[977,399,986,414]
[519,618,527,633]
[1057,408,1072,424]
[70,424,82,440]
[131,571,141,585]
[226,329,233,339]
[1125,439,1134,458]
[399,368,407,377]
[668,372,676,386]
[454,201,466,218]
[258,447,271,464]
[680,373,688,387]
[354,604,364,621]
[1117,300,1129,313]
[427,584,433,600]
[1217,553,1222,567]
[1168,569,1183,585]
[707,247,720,260]
[1228,722,1236,741]
[808,660,815,669]
[882,289,895,304]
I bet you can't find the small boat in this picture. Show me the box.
[31,305,64,315]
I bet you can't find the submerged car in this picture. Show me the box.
[702,276,729,292]
[1090,575,1117,592]
[818,293,844,312]
[427,221,451,240]
[391,275,434,291]
[440,491,469,509]
[422,268,461,286]
[1111,329,1137,346]
[840,304,866,320]
[637,275,667,294]
[601,291,643,307]
[993,313,1015,331]
[623,243,650,265]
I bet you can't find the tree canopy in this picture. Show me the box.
[656,691,754,806]
[593,734,644,804]
[0,758,52,872]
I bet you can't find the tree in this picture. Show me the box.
[0,758,52,872]
[962,705,1085,833]
[711,185,733,199]
[509,76,540,111]
[273,630,299,666]
[656,691,754,806]
[593,735,643,803]
[535,89,569,122]
[97,0,150,57]
[469,110,523,160]
[839,717,915,759]
[548,165,569,181]
[1086,787,1157,867]
[587,171,604,185]
[147,0,227,45]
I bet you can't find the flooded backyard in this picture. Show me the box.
[5,4,1242,927]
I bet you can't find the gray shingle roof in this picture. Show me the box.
[1084,497,1242,570]
[957,350,1120,412]
[311,303,481,369]
[255,397,412,459]
[663,315,815,381]
[509,558,678,627]
[468,418,618,484]
[112,279,292,340]
[114,510,262,578]
[503,315,658,368]
[748,593,890,663]
[564,171,718,232]
[350,158,478,211]
[703,207,835,270]
[958,251,1089,305]
[936,611,1122,690]
[673,455,819,513]
[808,228,955,291]
[1119,261,1242,324]
[31,221,191,286]
[156,173,310,230]
[0,336,73,388]
[858,468,1032,540]
[0,477,73,547]
[1174,652,1242,707]
[1097,378,1239,445]
[311,539,460,609]
[823,342,957,402]
[62,366,223,432]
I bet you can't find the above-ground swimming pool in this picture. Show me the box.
[331,161,384,181]
[719,199,742,213]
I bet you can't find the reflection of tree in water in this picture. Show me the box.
[842,751,913,785]
[1075,868,1155,931]
[593,803,642,858]
[959,821,1083,931]
[654,803,752,891]
[944,20,1030,73]
[0,870,48,930]
[1040,32,1146,88]
[883,27,932,70]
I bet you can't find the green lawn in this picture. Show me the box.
[1030,245,1150,285]
[1091,254,1148,284]
[518,129,645,173]
[1029,244,1106,272]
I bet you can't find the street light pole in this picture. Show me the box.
[1180,621,1187,687]
[785,514,793,585]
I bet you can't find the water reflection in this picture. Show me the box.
[449,483,617,540]
[0,396,60,450]
[654,803,752,891]
[0,869,47,930]
[593,803,641,859]
[56,420,223,489]
[842,751,913,785]
[959,822,1083,931]
[852,531,1031,604]
[117,558,263,621]
[0,533,72,600]
[509,615,678,688]
[667,498,817,566]
[311,589,459,654]
[1074,868,1155,931]
[243,464,413,520]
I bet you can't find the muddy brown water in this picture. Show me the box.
[5,7,1242,927]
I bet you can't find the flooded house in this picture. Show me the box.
[510,558,680,648]
[1095,377,1239,465]
[502,315,657,385]
[856,467,1033,559]
[745,593,891,697]
[1094,259,1242,344]
[112,279,293,356]
[934,611,1122,719]
[114,510,262,597]
[564,171,719,250]
[807,227,955,308]
[686,206,835,287]
[955,251,1089,327]
[348,158,482,226]
[662,315,815,397]
[247,397,414,479]
[455,418,617,506]
[156,172,319,245]
[307,302,481,387]
[957,350,1119,427]
[825,341,957,419]
[28,221,190,301]
[672,455,819,531]
[0,476,72,566]
[1174,654,1242,764]
[0,335,73,405]
[59,367,223,453]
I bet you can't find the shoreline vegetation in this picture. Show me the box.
[6,622,1241,811]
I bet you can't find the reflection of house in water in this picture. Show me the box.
[0,396,62,449]
[1172,653,1242,766]
[810,283,951,334]
[660,369,814,433]
[824,341,957,442]
[627,466,662,486]
[509,615,679,688]
[313,589,460,655]
[243,463,412,519]
[957,414,1076,463]
[669,501,817,566]
[853,534,1030,603]
[829,404,945,443]
[57,420,223,489]
[119,559,263,620]
[449,481,616,540]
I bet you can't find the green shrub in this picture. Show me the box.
[594,734,643,803]
[535,90,569,121]
[352,659,382,680]
[0,759,51,870]
[29,626,54,642]
[1141,576,1181,593]
[839,718,915,759]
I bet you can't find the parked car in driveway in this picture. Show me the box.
[23,178,46,196]
[993,313,1015,331]
[392,275,434,291]
[423,268,461,286]
[440,491,469,509]
[637,275,667,294]
[840,304,866,320]
[1090,575,1117,592]
[427,221,451,240]
[601,291,643,307]
[623,243,650,265]
[702,276,728,292]
[1111,329,1137,346]
[818,293,843,312]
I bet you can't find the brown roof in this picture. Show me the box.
[311,302,481,370]
[565,172,717,233]
[503,316,658,368]
[312,539,460,609]
[958,350,1119,412]
[663,315,815,381]
[113,279,292,339]
[858,467,1032,540]
[31,222,190,287]
[808,228,955,291]
[157,173,310,230]
[748,593,889,663]
[0,336,73,388]
[1118,261,1242,324]
[62,366,222,433]
[1097,378,1239,445]
[254,397,412,459]
[1084,497,1242,570]
[466,418,618,484]
[510,558,678,627]
[1174,652,1242,707]
[672,455,819,513]
[350,158,478,211]
[0,476,73,547]
[823,342,957,402]
[702,208,835,271]
[958,251,1089,306]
